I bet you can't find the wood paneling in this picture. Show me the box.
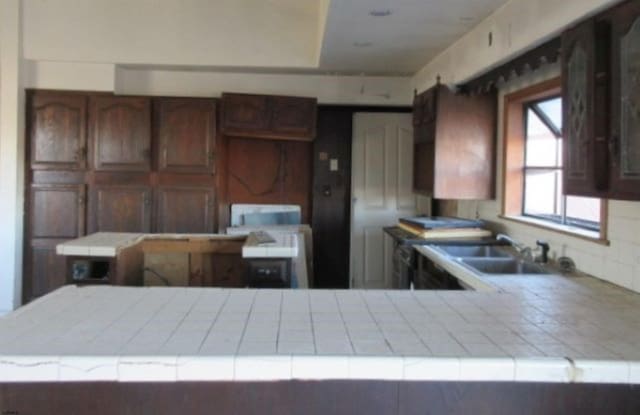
[89,185,152,233]
[227,137,311,222]
[271,96,317,138]
[311,108,352,288]
[156,98,216,174]
[156,186,215,233]
[221,93,269,133]
[29,93,87,170]
[90,96,151,171]
[1,381,640,415]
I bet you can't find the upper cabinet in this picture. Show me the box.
[221,93,317,141]
[413,84,496,200]
[562,0,640,200]
[609,1,640,199]
[90,96,151,172]
[155,98,217,174]
[30,93,87,170]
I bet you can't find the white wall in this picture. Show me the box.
[0,0,25,315]
[23,0,320,69]
[114,67,413,106]
[454,65,640,294]
[412,0,624,91]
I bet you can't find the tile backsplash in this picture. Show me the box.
[456,199,640,294]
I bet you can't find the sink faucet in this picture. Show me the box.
[496,234,533,261]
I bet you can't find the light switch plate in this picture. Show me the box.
[330,159,339,171]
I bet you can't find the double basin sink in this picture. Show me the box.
[431,245,551,276]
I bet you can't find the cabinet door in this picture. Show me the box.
[156,186,215,233]
[28,240,69,300]
[610,3,640,199]
[30,93,87,170]
[270,96,317,139]
[30,184,86,239]
[26,184,85,301]
[562,20,597,196]
[156,98,216,174]
[89,185,152,233]
[90,96,151,171]
[221,93,269,135]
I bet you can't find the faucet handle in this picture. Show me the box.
[535,240,550,263]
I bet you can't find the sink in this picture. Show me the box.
[460,258,550,275]
[436,245,511,258]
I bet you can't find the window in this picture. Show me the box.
[502,77,607,241]
[522,96,601,232]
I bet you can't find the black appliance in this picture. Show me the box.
[245,258,292,288]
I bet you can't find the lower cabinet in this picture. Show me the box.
[156,186,215,233]
[27,239,70,300]
[89,185,152,233]
[25,184,86,302]
[415,255,465,290]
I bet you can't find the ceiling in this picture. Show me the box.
[318,0,511,75]
[23,0,512,76]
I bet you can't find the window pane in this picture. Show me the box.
[523,169,562,218]
[535,97,562,132]
[526,109,560,167]
[566,196,601,225]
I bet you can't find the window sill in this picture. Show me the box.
[498,214,610,246]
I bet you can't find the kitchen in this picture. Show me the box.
[1,0,640,413]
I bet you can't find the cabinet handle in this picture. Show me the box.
[78,196,85,205]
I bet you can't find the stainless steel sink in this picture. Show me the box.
[460,258,550,275]
[436,245,511,258]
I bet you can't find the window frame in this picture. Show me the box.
[500,77,608,244]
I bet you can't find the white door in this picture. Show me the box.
[350,113,416,288]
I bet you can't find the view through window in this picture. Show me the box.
[522,96,601,231]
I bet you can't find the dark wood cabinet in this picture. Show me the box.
[608,1,640,199]
[561,19,610,196]
[412,84,496,199]
[29,93,87,170]
[26,184,86,301]
[156,186,215,233]
[28,240,69,299]
[89,185,152,233]
[90,96,151,172]
[30,184,86,239]
[271,96,317,138]
[221,93,317,141]
[155,98,217,174]
[561,0,640,200]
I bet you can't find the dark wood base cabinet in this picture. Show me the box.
[1,381,639,415]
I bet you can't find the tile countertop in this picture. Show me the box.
[1,282,640,384]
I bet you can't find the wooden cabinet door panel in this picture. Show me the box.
[90,96,151,171]
[271,96,317,139]
[610,2,640,199]
[30,93,87,170]
[89,185,152,233]
[562,20,597,196]
[156,186,215,233]
[28,239,69,300]
[156,98,216,174]
[30,184,85,239]
[221,93,269,134]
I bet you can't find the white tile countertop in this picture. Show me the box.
[1,280,640,383]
